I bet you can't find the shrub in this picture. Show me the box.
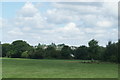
[21,51,29,58]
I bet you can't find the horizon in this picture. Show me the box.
[0,2,118,47]
[1,39,119,47]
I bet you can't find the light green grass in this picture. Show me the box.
[2,58,118,78]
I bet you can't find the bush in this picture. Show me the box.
[21,51,29,58]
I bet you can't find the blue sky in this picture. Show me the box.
[2,2,24,19]
[0,2,118,46]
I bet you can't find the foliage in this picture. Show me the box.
[21,51,29,58]
[9,40,32,58]
[1,39,119,63]
[103,41,118,62]
[88,39,99,60]
[60,45,73,59]
[45,45,58,59]
[32,47,45,59]
[74,46,89,60]
[2,43,11,57]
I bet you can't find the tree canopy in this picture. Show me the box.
[1,39,119,63]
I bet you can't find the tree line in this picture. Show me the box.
[1,39,119,63]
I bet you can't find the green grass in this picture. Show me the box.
[2,58,118,78]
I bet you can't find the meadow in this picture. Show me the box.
[2,58,118,78]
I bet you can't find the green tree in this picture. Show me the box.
[21,51,29,58]
[2,43,11,57]
[45,46,58,59]
[33,47,45,59]
[60,45,72,59]
[97,46,105,60]
[103,41,118,62]
[74,45,89,60]
[88,39,99,60]
[10,40,32,58]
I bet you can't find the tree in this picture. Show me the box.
[88,39,99,60]
[1,39,119,63]
[2,43,11,57]
[51,43,56,48]
[32,47,45,59]
[74,45,89,60]
[21,51,29,58]
[9,40,32,58]
[45,46,58,59]
[60,45,72,59]
[6,50,16,58]
[103,41,118,62]
[97,46,105,60]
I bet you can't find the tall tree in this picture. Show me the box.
[74,45,89,60]
[9,40,32,58]
[32,47,45,59]
[88,39,99,60]
[103,41,118,62]
[45,46,57,59]
[2,43,11,57]
[60,45,72,59]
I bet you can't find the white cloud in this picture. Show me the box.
[46,8,79,24]
[0,18,9,28]
[22,27,31,31]
[45,2,117,29]
[102,2,118,18]
[8,28,23,36]
[16,2,46,28]
[18,2,39,17]
[61,22,80,32]
[96,20,112,28]
[2,2,118,46]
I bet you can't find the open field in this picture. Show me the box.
[2,58,118,78]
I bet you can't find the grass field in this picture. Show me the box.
[2,58,118,78]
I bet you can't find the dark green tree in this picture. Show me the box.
[60,45,72,59]
[74,45,89,60]
[2,43,11,57]
[32,47,45,59]
[97,46,105,60]
[9,40,32,58]
[103,41,118,62]
[45,46,57,59]
[88,39,99,60]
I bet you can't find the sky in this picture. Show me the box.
[0,2,118,46]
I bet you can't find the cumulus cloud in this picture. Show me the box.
[16,2,47,28]
[96,20,112,28]
[46,8,80,24]
[22,27,31,31]
[2,2,118,46]
[102,2,118,18]
[8,28,23,36]
[61,22,80,32]
[18,2,39,17]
